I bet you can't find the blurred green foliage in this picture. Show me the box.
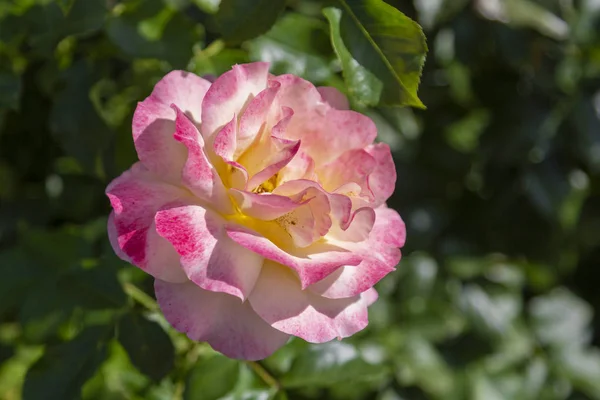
[1,0,600,399]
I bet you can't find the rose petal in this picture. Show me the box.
[318,149,376,199]
[106,163,189,282]
[273,179,354,233]
[155,204,263,300]
[277,151,316,185]
[249,261,369,343]
[229,189,303,220]
[155,279,289,360]
[328,206,375,243]
[335,206,405,267]
[171,105,233,214]
[365,143,396,206]
[308,261,393,300]
[370,206,406,249]
[237,80,281,153]
[226,224,362,288]
[318,86,350,110]
[133,71,210,181]
[362,288,379,307]
[282,187,332,248]
[201,62,270,139]
[239,108,300,191]
[212,115,249,190]
[313,206,404,299]
[271,75,377,165]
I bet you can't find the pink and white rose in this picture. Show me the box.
[106,62,405,360]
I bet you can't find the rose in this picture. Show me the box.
[106,62,405,360]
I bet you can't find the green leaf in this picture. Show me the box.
[394,335,455,397]
[21,227,91,270]
[457,284,520,339]
[50,61,112,173]
[337,0,427,107]
[24,0,106,56]
[80,340,149,400]
[529,288,593,349]
[117,313,175,382]
[192,0,221,14]
[0,344,14,364]
[0,249,44,318]
[444,109,490,153]
[323,7,381,106]
[56,0,76,15]
[281,342,387,388]
[0,72,21,110]
[248,13,334,83]
[220,389,278,400]
[557,347,600,398]
[190,47,250,77]
[184,355,240,400]
[58,267,127,310]
[19,279,72,343]
[23,327,111,400]
[469,369,507,400]
[215,0,286,44]
[106,12,198,68]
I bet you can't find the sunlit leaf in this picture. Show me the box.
[337,0,427,107]
[323,7,381,106]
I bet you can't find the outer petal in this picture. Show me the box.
[249,261,369,343]
[106,163,189,282]
[171,105,233,214]
[312,109,378,165]
[317,86,350,110]
[155,280,289,360]
[365,143,396,206]
[133,71,211,181]
[313,206,405,299]
[317,149,376,198]
[226,224,362,289]
[271,74,377,165]
[155,204,263,301]
[369,206,406,249]
[201,62,270,139]
[362,288,379,307]
[328,206,375,243]
[308,262,393,300]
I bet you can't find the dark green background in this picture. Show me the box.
[1,0,600,399]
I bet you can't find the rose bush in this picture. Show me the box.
[106,62,405,360]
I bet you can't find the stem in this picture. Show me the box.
[202,39,224,58]
[123,282,159,311]
[247,361,280,389]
